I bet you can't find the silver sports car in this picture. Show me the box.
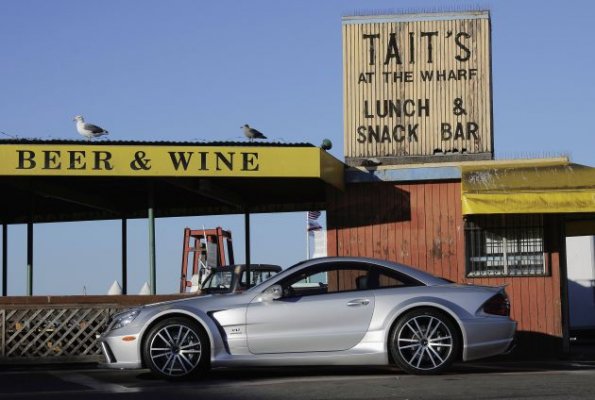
[99,257,516,379]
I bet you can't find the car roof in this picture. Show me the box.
[211,264,282,272]
[285,257,449,286]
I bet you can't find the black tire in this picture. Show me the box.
[389,308,461,375]
[142,317,209,380]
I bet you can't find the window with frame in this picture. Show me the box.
[465,214,546,277]
[279,262,421,298]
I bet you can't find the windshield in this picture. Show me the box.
[202,267,280,292]
[202,271,233,291]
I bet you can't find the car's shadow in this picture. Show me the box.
[133,360,595,384]
[134,365,402,382]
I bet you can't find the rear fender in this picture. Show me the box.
[384,297,470,353]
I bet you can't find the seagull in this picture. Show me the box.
[241,124,267,141]
[74,115,109,140]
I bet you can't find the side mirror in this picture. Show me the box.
[258,284,282,302]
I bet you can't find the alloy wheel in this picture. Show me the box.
[148,323,203,377]
[396,314,454,371]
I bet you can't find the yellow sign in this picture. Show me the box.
[0,144,342,187]
[343,11,492,164]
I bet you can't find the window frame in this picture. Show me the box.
[277,261,423,298]
[465,214,548,278]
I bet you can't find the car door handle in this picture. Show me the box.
[347,299,370,307]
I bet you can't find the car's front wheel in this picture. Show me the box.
[142,317,209,380]
[389,308,461,375]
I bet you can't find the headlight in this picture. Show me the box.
[109,309,141,331]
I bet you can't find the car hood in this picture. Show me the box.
[140,291,253,313]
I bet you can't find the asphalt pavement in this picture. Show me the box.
[1,359,595,400]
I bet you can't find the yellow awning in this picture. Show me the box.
[0,143,344,189]
[461,159,595,215]
[0,140,345,223]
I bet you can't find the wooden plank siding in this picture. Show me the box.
[326,181,564,338]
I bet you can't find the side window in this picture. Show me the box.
[326,267,367,293]
[280,264,369,297]
[348,264,422,290]
[278,263,422,298]
[280,267,328,297]
[375,267,420,288]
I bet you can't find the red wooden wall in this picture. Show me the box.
[326,181,563,338]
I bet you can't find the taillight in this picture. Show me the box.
[482,292,510,316]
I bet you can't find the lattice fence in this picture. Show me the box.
[0,305,118,362]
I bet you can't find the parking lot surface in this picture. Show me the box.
[1,360,595,400]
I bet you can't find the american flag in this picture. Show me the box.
[308,211,321,220]
[307,210,322,231]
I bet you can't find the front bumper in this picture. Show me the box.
[98,333,143,369]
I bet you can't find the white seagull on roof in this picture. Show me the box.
[241,124,267,141]
[74,115,109,140]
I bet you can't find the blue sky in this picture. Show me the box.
[1,0,594,295]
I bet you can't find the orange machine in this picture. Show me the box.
[179,227,234,293]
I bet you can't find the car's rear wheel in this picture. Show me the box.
[142,317,209,380]
[390,308,460,375]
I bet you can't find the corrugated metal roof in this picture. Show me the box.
[0,138,315,147]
